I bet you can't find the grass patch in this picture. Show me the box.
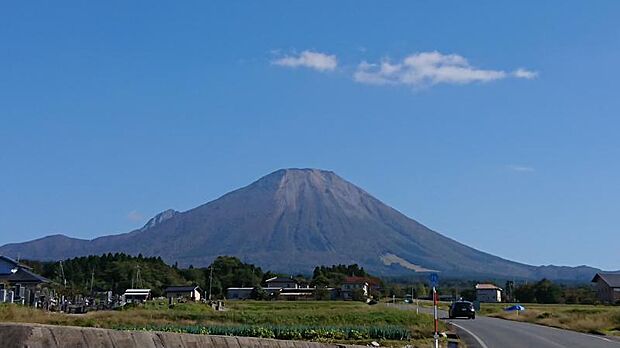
[0,301,443,346]
[480,303,620,336]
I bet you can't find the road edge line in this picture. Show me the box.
[450,322,489,348]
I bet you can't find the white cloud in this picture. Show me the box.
[513,68,539,79]
[272,50,337,72]
[507,164,535,173]
[127,210,144,222]
[354,51,535,88]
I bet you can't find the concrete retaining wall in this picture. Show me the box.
[0,323,367,348]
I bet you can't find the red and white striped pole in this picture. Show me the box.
[433,286,439,348]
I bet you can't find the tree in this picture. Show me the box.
[414,283,428,299]
[504,281,515,302]
[314,287,331,300]
[351,288,366,302]
[514,283,536,303]
[387,284,404,298]
[460,289,476,302]
[311,275,330,287]
[534,279,562,304]
[311,264,370,287]
[250,286,269,300]
[207,256,264,298]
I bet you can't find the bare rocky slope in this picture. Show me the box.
[0,168,603,281]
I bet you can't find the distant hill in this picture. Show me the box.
[0,168,606,281]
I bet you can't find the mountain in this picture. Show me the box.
[0,168,605,281]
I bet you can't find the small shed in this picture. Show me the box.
[475,283,503,303]
[165,285,202,302]
[123,289,151,303]
[592,273,620,304]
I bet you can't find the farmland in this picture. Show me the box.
[0,301,444,347]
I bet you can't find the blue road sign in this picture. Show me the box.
[429,273,439,287]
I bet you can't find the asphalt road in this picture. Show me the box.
[389,303,620,348]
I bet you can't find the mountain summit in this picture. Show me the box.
[0,168,601,280]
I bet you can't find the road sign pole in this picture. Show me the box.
[433,286,439,348]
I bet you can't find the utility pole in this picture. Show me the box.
[90,268,95,294]
[429,273,439,348]
[132,265,142,289]
[59,261,67,288]
[208,267,213,301]
[433,286,439,348]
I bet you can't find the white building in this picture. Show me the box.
[123,289,151,303]
[165,285,202,302]
[475,283,502,303]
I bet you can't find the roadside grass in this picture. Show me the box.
[0,301,444,347]
[479,303,620,336]
[406,299,620,337]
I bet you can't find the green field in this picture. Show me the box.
[0,301,445,347]
[479,303,620,336]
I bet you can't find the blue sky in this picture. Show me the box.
[1,1,619,270]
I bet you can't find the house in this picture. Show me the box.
[123,288,151,303]
[265,276,298,289]
[0,255,50,306]
[228,276,298,300]
[340,276,369,300]
[475,283,503,303]
[165,285,202,302]
[591,273,620,304]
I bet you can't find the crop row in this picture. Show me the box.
[116,324,412,341]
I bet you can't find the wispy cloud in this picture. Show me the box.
[513,68,539,79]
[127,210,144,223]
[506,164,535,173]
[272,50,337,72]
[354,51,536,88]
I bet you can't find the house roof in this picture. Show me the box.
[592,273,620,288]
[265,276,296,283]
[342,276,369,285]
[341,276,381,286]
[165,285,201,293]
[0,268,50,284]
[476,283,502,290]
[123,289,151,296]
[0,255,33,272]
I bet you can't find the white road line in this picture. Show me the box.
[587,334,620,345]
[450,322,489,348]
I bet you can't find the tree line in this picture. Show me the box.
[23,254,381,299]
[23,254,598,303]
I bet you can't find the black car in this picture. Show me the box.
[449,301,475,319]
